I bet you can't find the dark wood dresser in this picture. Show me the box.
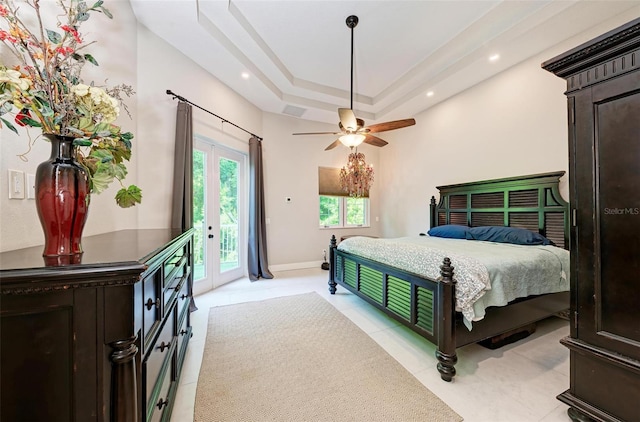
[0,229,194,422]
[542,18,640,422]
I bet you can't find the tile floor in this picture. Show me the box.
[170,268,572,422]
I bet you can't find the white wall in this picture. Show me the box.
[0,5,264,252]
[377,10,640,239]
[135,25,262,229]
[0,1,138,252]
[261,112,380,269]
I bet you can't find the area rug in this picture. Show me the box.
[194,292,463,421]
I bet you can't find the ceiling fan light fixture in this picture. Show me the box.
[339,133,366,148]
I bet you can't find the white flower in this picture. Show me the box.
[72,84,120,123]
[71,83,90,97]
[0,68,31,91]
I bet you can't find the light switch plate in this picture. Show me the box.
[27,173,36,199]
[8,170,25,199]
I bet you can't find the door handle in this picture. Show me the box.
[208,234,214,239]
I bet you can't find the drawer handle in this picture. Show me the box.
[156,341,170,353]
[145,297,160,311]
[156,398,169,410]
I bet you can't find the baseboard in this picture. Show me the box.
[270,261,324,272]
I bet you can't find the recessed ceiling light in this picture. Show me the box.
[426,91,434,97]
[241,72,250,79]
[489,54,500,62]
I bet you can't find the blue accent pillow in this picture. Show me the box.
[466,226,553,245]
[427,225,469,239]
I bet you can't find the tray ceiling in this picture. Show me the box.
[131,0,640,125]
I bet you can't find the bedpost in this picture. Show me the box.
[429,196,437,229]
[328,235,338,294]
[436,257,458,382]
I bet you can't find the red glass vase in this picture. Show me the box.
[35,134,90,264]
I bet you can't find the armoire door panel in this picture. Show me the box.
[595,89,640,349]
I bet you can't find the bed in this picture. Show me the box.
[328,171,570,382]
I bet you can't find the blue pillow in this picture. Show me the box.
[427,225,469,239]
[466,226,553,245]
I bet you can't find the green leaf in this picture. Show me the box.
[66,126,85,135]
[95,130,113,137]
[73,139,93,147]
[84,54,98,66]
[0,117,19,134]
[89,170,113,194]
[40,103,54,117]
[20,117,42,127]
[120,131,134,141]
[92,0,104,7]
[113,163,128,180]
[100,6,113,19]
[72,53,83,61]
[115,185,142,208]
[91,149,114,163]
[110,143,131,163]
[77,12,90,22]
[0,102,13,115]
[46,29,62,44]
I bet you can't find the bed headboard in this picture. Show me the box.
[429,171,570,249]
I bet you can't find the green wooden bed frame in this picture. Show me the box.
[328,171,570,381]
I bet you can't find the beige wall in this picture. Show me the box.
[0,1,138,252]
[376,10,640,240]
[261,112,381,269]
[135,25,262,230]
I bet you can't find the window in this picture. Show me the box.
[319,195,369,228]
[318,166,370,228]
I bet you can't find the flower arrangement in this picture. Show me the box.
[0,0,141,208]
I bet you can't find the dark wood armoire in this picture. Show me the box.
[542,18,640,422]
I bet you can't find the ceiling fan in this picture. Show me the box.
[293,15,416,151]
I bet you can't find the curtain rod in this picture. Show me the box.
[166,89,263,141]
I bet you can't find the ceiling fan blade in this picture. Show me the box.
[324,140,341,151]
[365,118,416,133]
[292,131,341,135]
[338,108,358,131]
[363,134,388,147]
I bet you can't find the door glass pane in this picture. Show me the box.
[193,149,206,281]
[219,157,239,272]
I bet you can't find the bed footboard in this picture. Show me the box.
[328,235,458,381]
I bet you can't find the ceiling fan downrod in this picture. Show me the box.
[346,15,358,111]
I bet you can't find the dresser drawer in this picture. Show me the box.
[176,276,191,322]
[163,246,187,288]
[163,268,188,317]
[144,313,175,406]
[177,309,190,352]
[147,358,173,422]
[142,272,162,346]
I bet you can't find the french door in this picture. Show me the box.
[193,138,246,294]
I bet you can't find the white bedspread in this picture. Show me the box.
[337,236,569,328]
